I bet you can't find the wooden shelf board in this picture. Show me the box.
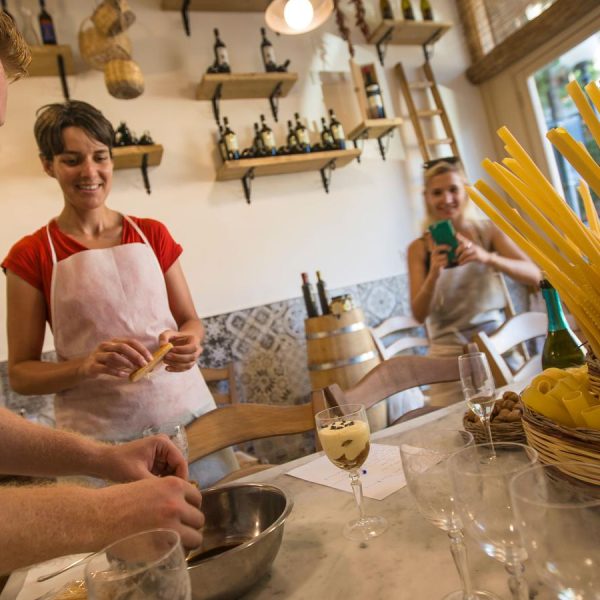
[161,0,270,11]
[112,145,164,170]
[348,119,403,141]
[367,20,451,46]
[216,148,361,181]
[27,45,74,77]
[196,72,298,100]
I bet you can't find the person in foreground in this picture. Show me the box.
[2,99,237,486]
[407,159,541,404]
[0,13,203,575]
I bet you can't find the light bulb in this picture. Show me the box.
[283,0,314,31]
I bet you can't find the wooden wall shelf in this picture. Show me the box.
[348,119,403,162]
[216,148,361,203]
[112,145,164,195]
[197,72,298,123]
[28,45,74,77]
[161,0,270,10]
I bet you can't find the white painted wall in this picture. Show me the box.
[0,0,495,359]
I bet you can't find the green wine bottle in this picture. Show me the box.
[540,278,585,369]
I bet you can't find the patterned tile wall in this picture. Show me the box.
[0,273,529,464]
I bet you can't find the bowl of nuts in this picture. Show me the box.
[463,390,526,443]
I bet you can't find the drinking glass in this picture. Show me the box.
[448,442,538,600]
[315,403,388,541]
[400,429,501,600]
[510,462,600,599]
[143,422,189,460]
[84,529,191,600]
[458,352,496,451]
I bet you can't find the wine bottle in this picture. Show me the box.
[328,108,346,150]
[301,272,319,318]
[259,114,277,156]
[294,112,311,153]
[1,0,15,22]
[276,59,291,72]
[316,271,330,315]
[222,117,240,160]
[217,124,228,162]
[420,0,434,20]
[260,27,277,72]
[401,0,415,20]
[320,117,335,149]
[540,278,585,369]
[252,122,266,156]
[363,70,386,119]
[38,0,57,45]
[380,0,394,19]
[213,28,231,73]
[286,119,299,153]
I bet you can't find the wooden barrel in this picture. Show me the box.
[305,308,380,391]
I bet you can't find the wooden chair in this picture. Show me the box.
[317,354,461,424]
[200,364,238,405]
[474,311,547,387]
[369,315,429,360]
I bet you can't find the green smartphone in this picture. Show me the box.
[428,219,459,267]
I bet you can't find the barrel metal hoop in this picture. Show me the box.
[308,351,377,372]
[305,321,366,340]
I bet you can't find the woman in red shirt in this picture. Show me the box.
[2,100,236,486]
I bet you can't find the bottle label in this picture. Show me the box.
[216,47,229,66]
[367,93,384,118]
[297,128,310,146]
[323,131,334,145]
[225,133,239,152]
[261,131,276,149]
[331,123,345,141]
[288,133,298,147]
[262,47,276,65]
[40,21,56,44]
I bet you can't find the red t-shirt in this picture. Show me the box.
[2,217,182,323]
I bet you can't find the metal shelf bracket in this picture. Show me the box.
[320,159,337,193]
[141,153,151,194]
[181,0,191,36]
[241,168,255,204]
[377,128,395,161]
[269,81,284,122]
[211,83,223,124]
[352,132,368,163]
[376,27,394,66]
[56,54,69,100]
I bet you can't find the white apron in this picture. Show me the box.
[48,216,237,486]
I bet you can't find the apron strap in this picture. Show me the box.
[45,222,58,265]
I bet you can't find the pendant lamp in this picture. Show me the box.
[265,0,334,35]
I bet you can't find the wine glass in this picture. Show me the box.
[143,421,189,460]
[448,442,538,600]
[400,429,501,600]
[84,529,191,600]
[458,352,496,452]
[315,403,388,541]
[510,462,600,599]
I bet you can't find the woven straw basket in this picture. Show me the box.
[92,0,136,37]
[79,19,131,71]
[104,58,144,99]
[522,404,600,485]
[463,413,527,444]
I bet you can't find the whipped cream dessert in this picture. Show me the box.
[318,419,370,471]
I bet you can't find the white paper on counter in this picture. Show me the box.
[15,553,88,600]
[286,443,406,500]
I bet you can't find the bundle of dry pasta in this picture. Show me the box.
[466,80,600,357]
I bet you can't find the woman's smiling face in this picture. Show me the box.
[42,126,113,211]
[424,171,467,223]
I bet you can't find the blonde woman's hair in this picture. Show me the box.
[0,12,31,80]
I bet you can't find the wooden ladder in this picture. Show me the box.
[394,61,461,163]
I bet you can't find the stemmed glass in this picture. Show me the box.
[315,403,388,541]
[400,429,501,600]
[84,529,191,600]
[143,422,189,460]
[448,442,538,600]
[510,462,600,599]
[458,352,496,451]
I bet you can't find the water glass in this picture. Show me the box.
[143,421,189,460]
[85,529,191,600]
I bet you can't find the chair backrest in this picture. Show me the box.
[200,364,238,405]
[318,354,460,412]
[474,311,547,387]
[369,315,429,360]
[186,401,324,463]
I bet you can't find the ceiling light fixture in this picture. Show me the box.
[265,0,334,35]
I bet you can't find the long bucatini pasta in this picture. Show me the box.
[466,80,600,356]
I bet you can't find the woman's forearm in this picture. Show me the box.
[488,253,541,288]
[8,357,87,396]
[411,273,439,323]
[178,317,205,344]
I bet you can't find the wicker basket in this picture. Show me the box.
[586,351,600,400]
[104,58,144,99]
[463,413,527,444]
[522,404,600,485]
[79,19,131,71]
[92,0,136,37]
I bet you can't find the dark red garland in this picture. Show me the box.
[350,0,370,40]
[333,0,354,57]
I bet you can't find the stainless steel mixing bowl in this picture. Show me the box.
[187,482,293,600]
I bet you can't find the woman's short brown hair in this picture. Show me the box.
[0,11,31,80]
[34,100,114,160]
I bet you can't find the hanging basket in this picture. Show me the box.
[92,0,136,37]
[104,58,144,99]
[79,19,132,71]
